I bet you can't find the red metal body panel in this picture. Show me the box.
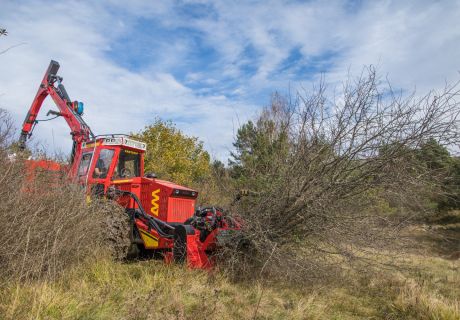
[23,159,63,192]
[139,179,197,223]
[134,218,174,250]
[167,197,195,222]
[186,233,213,269]
[26,159,61,172]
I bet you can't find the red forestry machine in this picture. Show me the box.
[18,60,240,268]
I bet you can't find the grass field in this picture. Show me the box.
[1,215,458,320]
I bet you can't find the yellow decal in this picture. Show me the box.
[139,229,159,248]
[151,188,160,216]
[83,142,101,149]
[113,179,132,184]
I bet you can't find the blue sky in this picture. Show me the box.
[0,0,459,160]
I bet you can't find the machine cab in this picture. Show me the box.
[73,134,198,226]
[74,135,146,190]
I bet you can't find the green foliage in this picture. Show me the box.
[229,120,258,179]
[416,138,452,171]
[211,159,226,178]
[416,139,460,211]
[444,159,460,209]
[133,119,210,187]
[229,115,289,185]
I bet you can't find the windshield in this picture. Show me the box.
[93,149,115,179]
[77,152,93,177]
[114,149,140,178]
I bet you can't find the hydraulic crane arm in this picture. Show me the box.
[19,60,94,163]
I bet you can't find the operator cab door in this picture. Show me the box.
[88,147,117,194]
[76,151,93,185]
[111,148,142,180]
[110,148,143,208]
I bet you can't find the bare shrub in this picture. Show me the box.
[223,68,460,282]
[0,109,127,283]
[0,109,14,147]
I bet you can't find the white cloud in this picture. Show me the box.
[0,0,255,161]
[183,0,460,92]
[0,0,459,162]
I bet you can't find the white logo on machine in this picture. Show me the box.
[103,137,146,150]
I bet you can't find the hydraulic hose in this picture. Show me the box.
[110,188,175,239]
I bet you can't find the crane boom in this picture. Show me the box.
[19,60,94,163]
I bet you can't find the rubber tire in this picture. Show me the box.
[104,209,132,260]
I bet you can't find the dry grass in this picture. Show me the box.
[0,233,458,320]
[0,257,327,320]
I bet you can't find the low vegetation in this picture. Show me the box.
[0,110,128,282]
[0,223,458,319]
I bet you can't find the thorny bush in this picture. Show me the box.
[220,68,460,282]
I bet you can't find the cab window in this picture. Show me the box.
[114,149,140,178]
[77,152,93,177]
[93,149,115,179]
